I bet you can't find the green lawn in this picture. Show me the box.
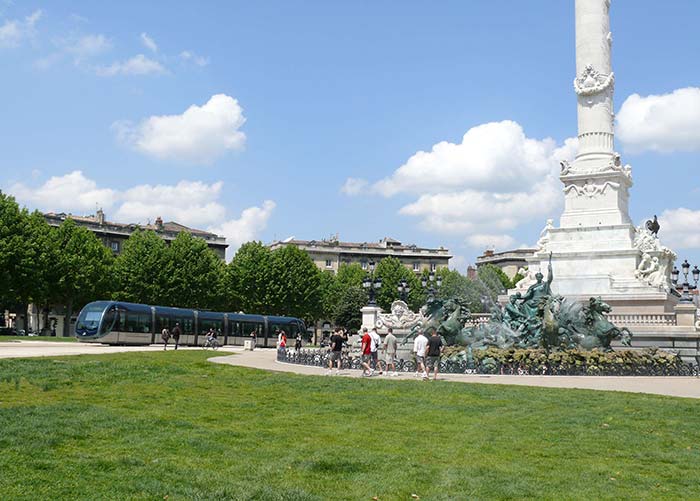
[0,335,77,343]
[0,351,698,500]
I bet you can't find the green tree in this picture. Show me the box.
[112,230,169,305]
[0,194,53,328]
[335,263,365,288]
[436,268,484,312]
[477,264,509,307]
[161,232,225,310]
[332,286,368,331]
[374,257,423,311]
[318,270,341,320]
[268,245,322,320]
[48,219,114,335]
[225,241,273,313]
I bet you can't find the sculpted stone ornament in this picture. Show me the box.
[536,219,554,252]
[564,179,620,198]
[514,267,538,291]
[376,300,424,330]
[573,64,615,96]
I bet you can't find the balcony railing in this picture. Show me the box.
[607,313,677,327]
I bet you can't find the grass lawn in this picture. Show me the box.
[1,351,699,500]
[0,335,77,343]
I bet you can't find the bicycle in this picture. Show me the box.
[203,337,220,350]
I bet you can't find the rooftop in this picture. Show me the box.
[270,236,451,256]
[44,210,227,245]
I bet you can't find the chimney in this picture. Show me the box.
[155,216,163,230]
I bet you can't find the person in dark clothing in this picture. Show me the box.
[171,323,182,350]
[326,328,344,374]
[425,328,444,380]
[161,327,170,351]
[295,332,302,351]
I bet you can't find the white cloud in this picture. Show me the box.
[96,54,166,76]
[180,50,209,67]
[617,87,700,153]
[115,180,226,227]
[66,34,111,60]
[34,33,112,70]
[209,200,276,259]
[114,94,247,164]
[7,172,275,259]
[658,208,700,250]
[140,32,158,52]
[340,177,368,196]
[374,121,571,196]
[363,120,576,250]
[0,9,42,48]
[8,170,118,212]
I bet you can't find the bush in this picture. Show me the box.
[463,347,692,376]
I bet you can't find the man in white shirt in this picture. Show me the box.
[413,331,429,380]
[369,327,382,374]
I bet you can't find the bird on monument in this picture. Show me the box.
[645,215,660,236]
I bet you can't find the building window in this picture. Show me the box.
[413,262,420,272]
[325,259,333,268]
[430,263,437,272]
[111,241,120,252]
[361,261,368,270]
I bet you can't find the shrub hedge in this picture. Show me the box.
[444,346,693,376]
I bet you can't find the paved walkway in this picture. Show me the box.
[210,348,700,400]
[0,340,236,358]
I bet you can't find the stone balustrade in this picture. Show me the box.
[607,313,678,327]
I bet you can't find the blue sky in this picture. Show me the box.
[1,1,699,269]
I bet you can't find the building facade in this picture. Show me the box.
[475,248,537,279]
[44,209,227,259]
[268,236,451,274]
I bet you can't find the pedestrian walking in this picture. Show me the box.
[425,328,444,380]
[295,332,302,351]
[383,327,399,376]
[326,328,344,375]
[413,330,429,380]
[369,327,382,374]
[250,329,257,349]
[360,327,373,376]
[171,322,182,350]
[161,326,171,351]
[278,329,287,356]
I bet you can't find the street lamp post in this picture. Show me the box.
[397,278,410,302]
[671,260,700,303]
[362,261,382,306]
[421,270,443,300]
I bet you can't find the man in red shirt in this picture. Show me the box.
[360,327,374,377]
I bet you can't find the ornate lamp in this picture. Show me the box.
[397,278,410,301]
[363,270,381,306]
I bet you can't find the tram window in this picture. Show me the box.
[287,323,298,336]
[100,307,117,334]
[242,322,262,336]
[228,322,240,337]
[125,312,151,333]
[198,318,223,335]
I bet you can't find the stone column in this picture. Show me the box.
[574,0,615,163]
[361,306,381,331]
[559,0,633,229]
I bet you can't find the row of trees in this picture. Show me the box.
[1,192,516,334]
